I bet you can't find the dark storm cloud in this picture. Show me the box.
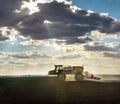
[84,42,115,51]
[18,1,96,41]
[65,37,93,44]
[56,37,93,44]
[103,52,120,59]
[0,0,30,27]
[0,0,120,44]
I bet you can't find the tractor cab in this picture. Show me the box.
[48,65,63,75]
[55,65,63,74]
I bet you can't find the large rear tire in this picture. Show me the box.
[75,73,84,81]
[58,74,66,81]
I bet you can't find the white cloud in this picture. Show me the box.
[21,0,40,15]
[20,0,72,15]
[0,52,9,63]
[91,30,120,42]
[100,12,109,16]
[0,27,19,41]
[10,51,51,59]
[56,53,81,59]
[36,0,53,3]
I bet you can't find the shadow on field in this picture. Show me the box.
[0,77,120,104]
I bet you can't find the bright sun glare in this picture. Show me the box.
[21,0,39,15]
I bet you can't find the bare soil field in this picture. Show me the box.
[0,75,120,104]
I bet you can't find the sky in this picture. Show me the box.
[71,0,120,19]
[0,0,120,75]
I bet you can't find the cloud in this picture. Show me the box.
[84,42,116,51]
[0,34,8,41]
[10,51,51,59]
[103,52,120,59]
[56,36,93,44]
[0,0,120,44]
[0,27,19,41]
[0,52,10,64]
[0,27,9,41]
[17,1,96,41]
[0,0,29,27]
[56,53,81,59]
[8,60,23,65]
[66,37,93,44]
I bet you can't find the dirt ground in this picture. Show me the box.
[0,76,120,104]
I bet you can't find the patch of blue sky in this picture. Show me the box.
[15,34,30,43]
[103,37,120,43]
[0,41,34,52]
[70,0,120,19]
[0,34,35,52]
[34,44,61,56]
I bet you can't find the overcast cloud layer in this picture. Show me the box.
[0,0,120,44]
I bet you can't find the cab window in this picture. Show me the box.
[55,66,62,73]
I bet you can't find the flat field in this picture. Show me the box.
[0,75,120,104]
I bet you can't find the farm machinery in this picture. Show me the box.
[48,65,100,81]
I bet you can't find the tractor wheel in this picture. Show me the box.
[58,74,66,81]
[75,73,84,81]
